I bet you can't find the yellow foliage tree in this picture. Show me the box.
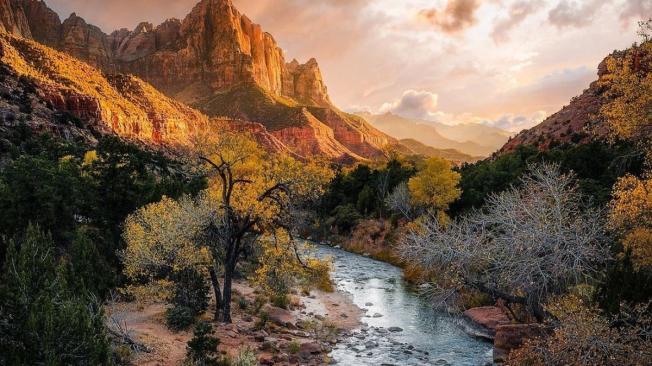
[408,157,461,216]
[600,23,652,160]
[122,195,213,302]
[609,175,652,268]
[123,130,334,322]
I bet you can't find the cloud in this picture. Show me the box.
[548,0,609,29]
[380,90,441,120]
[491,1,543,43]
[620,0,652,24]
[418,0,481,33]
[481,111,548,132]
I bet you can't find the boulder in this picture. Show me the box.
[263,305,296,328]
[298,341,322,359]
[493,324,550,363]
[463,306,511,338]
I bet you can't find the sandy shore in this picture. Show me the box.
[109,280,362,365]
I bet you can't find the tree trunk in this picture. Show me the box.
[221,260,235,323]
[208,267,222,321]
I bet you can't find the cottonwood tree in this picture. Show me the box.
[407,157,461,216]
[400,164,609,321]
[123,131,333,322]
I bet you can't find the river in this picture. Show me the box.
[315,245,493,366]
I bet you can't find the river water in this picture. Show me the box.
[315,245,493,366]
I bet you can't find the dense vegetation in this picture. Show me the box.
[0,130,205,364]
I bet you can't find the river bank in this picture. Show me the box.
[108,279,363,365]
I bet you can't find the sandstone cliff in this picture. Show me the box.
[0,32,208,147]
[3,0,392,161]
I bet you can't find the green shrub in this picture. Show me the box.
[288,341,300,354]
[166,306,195,331]
[232,346,257,366]
[186,322,220,366]
[271,293,290,309]
[172,268,210,316]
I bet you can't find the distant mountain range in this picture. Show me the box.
[358,112,511,157]
[397,139,481,164]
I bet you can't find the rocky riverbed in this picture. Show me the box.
[315,244,494,365]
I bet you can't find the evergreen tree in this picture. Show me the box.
[0,225,111,365]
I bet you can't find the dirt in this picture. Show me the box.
[109,280,362,365]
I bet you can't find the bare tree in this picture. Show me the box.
[400,164,610,321]
[386,182,415,220]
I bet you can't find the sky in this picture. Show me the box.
[45,0,651,132]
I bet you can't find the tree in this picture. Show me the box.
[400,164,609,321]
[123,131,333,322]
[196,132,333,322]
[600,29,652,160]
[186,322,220,366]
[122,195,213,304]
[408,157,461,214]
[608,175,652,269]
[0,225,110,365]
[386,181,415,220]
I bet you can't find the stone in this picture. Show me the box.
[388,327,403,333]
[298,341,322,358]
[463,306,511,338]
[263,305,296,328]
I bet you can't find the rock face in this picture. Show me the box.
[1,33,208,147]
[2,0,392,161]
[0,0,31,37]
[13,0,330,107]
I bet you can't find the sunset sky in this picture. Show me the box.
[46,0,651,132]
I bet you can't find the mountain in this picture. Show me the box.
[0,31,309,158]
[1,0,393,161]
[498,43,649,154]
[398,139,480,164]
[0,32,208,146]
[359,112,507,157]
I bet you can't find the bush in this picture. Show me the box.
[172,268,210,316]
[166,306,195,331]
[232,346,257,366]
[288,341,300,354]
[186,322,220,366]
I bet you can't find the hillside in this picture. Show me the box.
[359,112,504,157]
[0,32,208,147]
[1,0,393,161]
[398,138,480,164]
[498,42,651,154]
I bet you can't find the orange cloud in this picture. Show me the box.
[418,0,481,34]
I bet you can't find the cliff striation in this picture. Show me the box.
[3,0,392,161]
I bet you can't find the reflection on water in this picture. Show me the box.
[315,245,493,366]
